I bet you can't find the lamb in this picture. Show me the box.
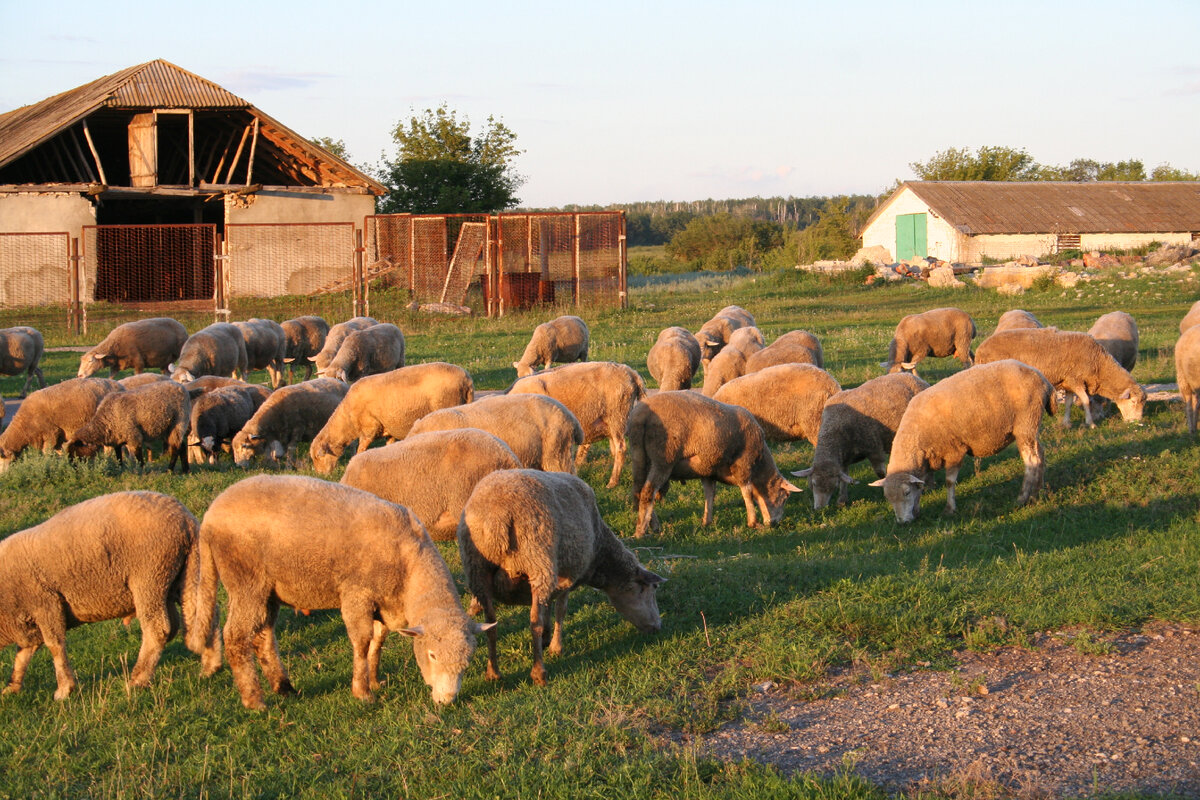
[1174,325,1200,434]
[975,327,1146,428]
[233,318,288,388]
[280,315,329,382]
[76,317,187,378]
[318,322,406,383]
[882,307,976,374]
[341,429,522,540]
[509,361,646,488]
[0,492,220,699]
[695,305,756,365]
[0,326,45,398]
[231,378,348,467]
[197,475,490,709]
[1180,300,1200,334]
[170,322,249,383]
[646,326,701,391]
[513,315,590,377]
[791,372,929,509]
[870,360,1052,522]
[744,329,824,372]
[700,326,765,396]
[0,378,123,473]
[310,362,473,474]
[407,393,583,473]
[458,469,664,686]
[627,390,803,538]
[712,363,842,447]
[66,380,191,473]
[995,309,1044,333]
[310,316,378,373]
[188,385,259,464]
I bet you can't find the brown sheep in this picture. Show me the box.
[646,326,701,391]
[66,380,191,473]
[1180,300,1200,334]
[712,363,841,447]
[883,307,976,374]
[513,315,590,378]
[311,316,377,374]
[77,318,187,379]
[995,309,1044,333]
[118,373,171,390]
[458,469,664,686]
[170,322,249,383]
[280,315,329,382]
[744,329,824,372]
[188,385,259,464]
[318,323,405,383]
[234,318,288,389]
[231,378,348,467]
[1175,325,1200,434]
[695,305,756,365]
[0,326,46,398]
[0,378,123,473]
[700,326,765,396]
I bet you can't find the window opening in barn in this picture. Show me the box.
[1055,233,1081,252]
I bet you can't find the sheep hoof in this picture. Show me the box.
[275,679,297,696]
[53,684,75,701]
[2,683,19,695]
[530,666,548,687]
[485,665,502,682]
[241,697,267,711]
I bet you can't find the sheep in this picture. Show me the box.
[0,491,220,699]
[995,309,1044,333]
[458,469,664,686]
[310,362,473,474]
[318,323,406,383]
[280,315,329,382]
[76,317,187,379]
[341,429,522,540]
[975,327,1146,428]
[182,375,270,408]
[197,475,491,709]
[513,315,590,378]
[646,326,701,391]
[1088,311,1138,372]
[712,363,842,447]
[231,378,348,467]
[695,305,756,365]
[311,316,378,373]
[118,373,171,390]
[1180,300,1200,334]
[627,390,803,538]
[869,359,1052,522]
[791,372,929,509]
[407,393,583,473]
[509,361,646,489]
[170,322,249,383]
[882,307,976,374]
[233,318,288,389]
[0,326,45,398]
[66,380,191,473]
[0,378,123,474]
[1175,325,1200,434]
[188,385,259,464]
[744,329,824,372]
[700,326,765,396]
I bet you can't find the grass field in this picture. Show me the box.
[1,266,1199,798]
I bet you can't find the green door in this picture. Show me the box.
[896,213,928,261]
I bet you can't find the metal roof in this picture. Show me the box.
[867,181,1200,235]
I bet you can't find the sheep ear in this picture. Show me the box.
[283,357,295,363]
[791,467,814,478]
[868,477,887,487]
[398,626,424,638]
[637,567,666,586]
[471,621,498,634]
[1119,388,1132,400]
[308,355,319,362]
[840,472,857,485]
[91,352,106,360]
[168,363,176,373]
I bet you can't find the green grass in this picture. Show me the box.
[1,267,1199,798]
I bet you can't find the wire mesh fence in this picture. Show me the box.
[0,231,75,335]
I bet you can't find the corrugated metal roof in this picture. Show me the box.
[888,181,1200,235]
[103,60,251,109]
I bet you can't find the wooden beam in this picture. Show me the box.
[81,120,108,185]
[245,117,259,186]
[224,124,253,184]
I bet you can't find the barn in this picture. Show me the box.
[860,181,1200,264]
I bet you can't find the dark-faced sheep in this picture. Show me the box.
[197,475,490,709]
[170,322,249,383]
[695,305,756,365]
[231,378,348,467]
[280,315,329,382]
[0,492,220,700]
[234,318,288,389]
[627,390,802,537]
[77,318,187,379]
[870,359,1052,522]
[0,326,46,398]
[188,385,259,464]
[458,469,664,686]
[310,316,378,374]
[712,363,841,448]
[66,380,191,473]
[318,323,405,383]
[647,326,701,391]
[995,309,1044,333]
[513,315,590,378]
[1175,325,1200,434]
[0,378,123,473]
[883,307,976,374]
[744,329,824,373]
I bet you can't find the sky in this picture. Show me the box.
[2,0,1198,208]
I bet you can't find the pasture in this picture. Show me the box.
[1,266,1199,798]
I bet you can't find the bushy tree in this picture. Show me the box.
[665,214,783,271]
[910,146,1040,181]
[310,136,350,161]
[1151,164,1200,181]
[794,197,873,264]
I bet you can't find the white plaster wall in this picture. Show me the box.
[0,193,95,235]
[1080,232,1192,251]
[225,191,374,226]
[860,187,961,262]
[960,234,1057,263]
[0,194,95,305]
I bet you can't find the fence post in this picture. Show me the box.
[355,228,368,318]
[214,235,230,322]
[573,214,581,307]
[618,212,628,310]
[68,237,82,336]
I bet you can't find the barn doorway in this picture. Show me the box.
[896,213,928,261]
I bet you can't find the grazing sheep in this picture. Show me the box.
[118,373,171,390]
[66,380,191,473]
[197,475,490,709]
[342,429,522,540]
[975,327,1146,428]
[1088,311,1138,372]
[408,393,583,473]
[1180,300,1200,334]
[318,323,405,383]
[627,390,803,538]
[509,361,646,489]
[701,326,765,396]
[995,309,1044,333]
[744,329,824,372]
[0,492,220,699]
[188,385,259,464]
[310,362,473,474]
[231,378,348,467]
[883,307,976,374]
[280,315,329,382]
[0,378,123,473]
[234,318,288,388]
[311,316,378,373]
[712,363,841,447]
[1175,325,1200,434]
[695,305,756,365]
[182,375,270,407]
[458,469,665,685]
[647,326,701,391]
[77,318,187,378]
[0,326,45,398]
[869,359,1052,522]
[513,315,590,378]
[170,322,249,383]
[791,372,929,509]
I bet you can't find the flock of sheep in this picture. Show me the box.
[0,296,1197,710]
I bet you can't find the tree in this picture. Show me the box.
[310,136,350,161]
[378,105,523,214]
[909,146,1040,181]
[665,214,783,270]
[1151,163,1200,181]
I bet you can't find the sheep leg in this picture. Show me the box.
[548,593,568,656]
[477,579,503,682]
[1016,438,1045,505]
[528,587,553,687]
[224,603,268,710]
[702,479,718,526]
[127,589,173,689]
[738,484,760,527]
[606,434,626,489]
[635,469,669,538]
[574,442,592,468]
[367,620,387,691]
[32,609,77,700]
[341,598,377,702]
[252,601,294,697]
[943,463,961,515]
[1186,391,1198,435]
[3,644,39,694]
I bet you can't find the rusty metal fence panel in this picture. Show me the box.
[576,212,625,308]
[223,222,357,321]
[83,224,215,305]
[365,213,490,318]
[0,232,71,309]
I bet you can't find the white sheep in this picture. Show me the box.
[646,326,701,391]
[744,329,824,372]
[310,316,378,374]
[170,322,249,383]
[231,378,348,467]
[994,309,1044,333]
[1175,325,1200,434]
[77,318,187,379]
[0,326,46,398]
[66,380,191,473]
[458,469,664,685]
[712,363,841,447]
[318,323,405,383]
[869,359,1052,522]
[1180,300,1200,334]
[0,378,123,473]
[883,307,976,374]
[513,315,589,378]
[234,318,288,388]
[700,326,765,396]
[280,315,329,382]
[695,305,756,365]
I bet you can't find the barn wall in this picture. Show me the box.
[0,192,95,235]
[860,187,961,262]
[960,234,1057,263]
[1080,232,1192,251]
[225,191,375,226]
